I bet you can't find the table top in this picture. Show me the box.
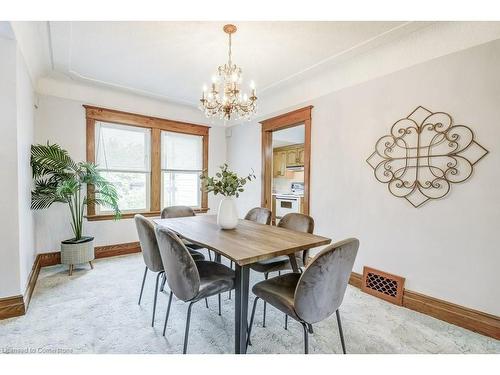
[153,215,332,266]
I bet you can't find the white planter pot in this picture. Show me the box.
[217,197,239,230]
[61,236,95,265]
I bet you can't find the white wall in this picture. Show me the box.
[0,37,22,297]
[16,48,36,291]
[226,124,262,218]
[227,39,500,316]
[0,35,36,297]
[34,85,226,252]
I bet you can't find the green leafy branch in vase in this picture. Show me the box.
[201,163,255,198]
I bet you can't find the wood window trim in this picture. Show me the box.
[260,106,312,216]
[84,105,210,221]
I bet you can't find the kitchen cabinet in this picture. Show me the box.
[298,148,305,164]
[273,150,287,177]
[273,144,305,172]
[286,149,298,165]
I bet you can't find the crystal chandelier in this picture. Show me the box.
[200,24,257,121]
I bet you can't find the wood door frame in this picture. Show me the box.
[260,106,313,216]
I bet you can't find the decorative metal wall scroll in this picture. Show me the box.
[366,106,489,208]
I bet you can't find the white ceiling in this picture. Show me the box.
[47,21,419,106]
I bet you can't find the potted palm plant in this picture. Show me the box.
[201,163,255,229]
[31,143,121,275]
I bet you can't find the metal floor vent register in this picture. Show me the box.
[361,266,405,306]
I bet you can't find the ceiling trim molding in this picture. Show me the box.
[46,21,426,108]
[243,21,500,123]
[259,21,431,93]
[35,76,221,126]
[66,69,197,108]
[48,21,198,108]
[41,21,500,127]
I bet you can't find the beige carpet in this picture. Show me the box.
[0,252,498,354]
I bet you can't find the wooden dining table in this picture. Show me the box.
[153,214,332,354]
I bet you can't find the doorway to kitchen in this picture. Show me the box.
[260,106,312,224]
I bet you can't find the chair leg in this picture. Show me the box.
[205,298,209,308]
[138,267,147,305]
[262,273,268,327]
[162,291,173,336]
[246,297,259,349]
[152,271,162,327]
[183,301,196,354]
[218,293,221,316]
[89,261,94,269]
[208,250,212,261]
[308,323,314,334]
[284,314,288,330]
[336,309,346,354]
[159,273,167,292]
[301,322,309,354]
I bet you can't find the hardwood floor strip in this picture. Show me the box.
[38,241,141,267]
[38,252,61,267]
[0,295,25,320]
[23,255,42,310]
[94,241,141,259]
[349,271,500,340]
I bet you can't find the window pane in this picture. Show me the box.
[161,131,202,170]
[162,172,200,207]
[96,122,151,172]
[99,171,149,212]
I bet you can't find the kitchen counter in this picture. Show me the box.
[272,192,304,197]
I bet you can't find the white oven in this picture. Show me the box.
[275,194,301,219]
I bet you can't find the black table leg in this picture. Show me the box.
[234,264,249,354]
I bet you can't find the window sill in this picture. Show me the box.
[86,208,210,221]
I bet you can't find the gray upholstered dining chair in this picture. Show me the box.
[247,238,359,354]
[249,212,314,327]
[134,214,205,327]
[154,226,235,354]
[161,205,222,312]
[161,205,213,259]
[245,207,272,225]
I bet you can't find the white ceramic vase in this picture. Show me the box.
[217,197,239,230]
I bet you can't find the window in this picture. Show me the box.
[95,122,151,213]
[161,131,203,208]
[85,105,209,220]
